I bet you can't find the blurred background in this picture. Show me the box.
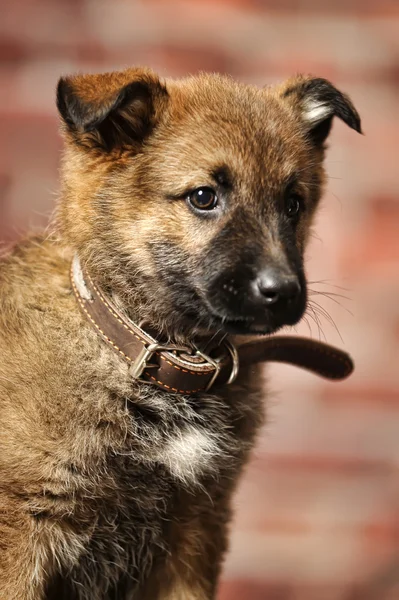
[1,1,399,598]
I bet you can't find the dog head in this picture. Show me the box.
[57,68,361,339]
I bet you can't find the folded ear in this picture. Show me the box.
[281,75,362,145]
[56,67,168,151]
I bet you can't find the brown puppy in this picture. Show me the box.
[0,68,361,600]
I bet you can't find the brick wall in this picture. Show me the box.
[1,1,398,598]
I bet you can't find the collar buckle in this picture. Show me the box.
[130,339,239,392]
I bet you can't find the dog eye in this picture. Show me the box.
[188,187,218,211]
[285,193,303,220]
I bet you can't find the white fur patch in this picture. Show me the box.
[72,254,92,301]
[162,427,219,483]
[303,99,332,125]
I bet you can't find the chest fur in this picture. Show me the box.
[40,375,265,599]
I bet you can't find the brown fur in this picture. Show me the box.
[0,68,361,599]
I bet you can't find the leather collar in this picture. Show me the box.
[71,256,354,395]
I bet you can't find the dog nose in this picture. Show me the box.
[254,269,301,306]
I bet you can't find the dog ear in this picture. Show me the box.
[56,68,169,151]
[281,76,362,145]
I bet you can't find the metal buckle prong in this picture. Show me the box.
[223,339,240,385]
[194,348,222,392]
[130,342,190,380]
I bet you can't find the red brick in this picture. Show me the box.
[320,386,399,407]
[1,1,399,594]
[340,196,399,276]
[264,455,395,476]
[219,580,291,600]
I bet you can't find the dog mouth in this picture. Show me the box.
[205,296,306,335]
[201,281,307,336]
[208,311,284,336]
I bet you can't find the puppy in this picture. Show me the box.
[0,68,361,600]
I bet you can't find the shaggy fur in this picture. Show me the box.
[0,68,361,599]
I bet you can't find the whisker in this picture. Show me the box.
[308,290,353,317]
[201,328,224,352]
[301,314,314,338]
[308,300,344,343]
[309,289,351,301]
[306,303,326,341]
[308,279,351,292]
